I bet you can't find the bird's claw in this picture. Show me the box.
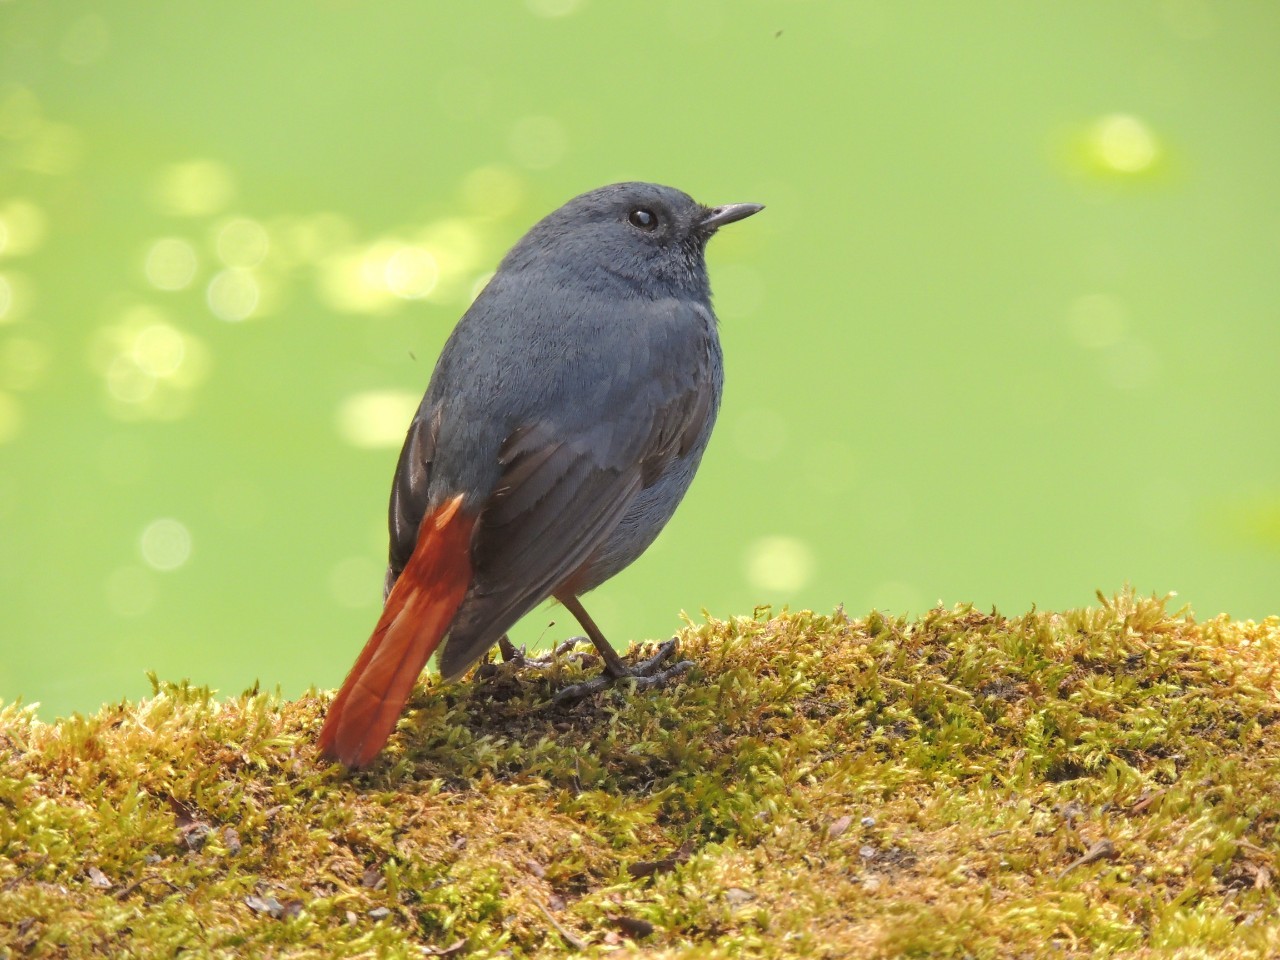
[553,638,693,705]
[505,635,587,669]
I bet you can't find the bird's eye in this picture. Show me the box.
[628,207,659,231]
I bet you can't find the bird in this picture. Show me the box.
[317,182,763,769]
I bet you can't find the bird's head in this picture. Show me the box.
[500,182,763,299]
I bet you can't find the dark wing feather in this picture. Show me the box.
[436,372,715,681]
[384,406,441,598]
[437,423,643,679]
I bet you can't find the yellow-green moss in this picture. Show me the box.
[2,590,1279,958]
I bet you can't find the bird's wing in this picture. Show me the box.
[435,369,716,681]
[384,405,442,597]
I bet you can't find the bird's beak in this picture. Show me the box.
[700,202,764,231]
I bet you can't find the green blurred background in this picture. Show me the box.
[1,1,1277,719]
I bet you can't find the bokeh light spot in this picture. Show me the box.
[316,252,384,316]
[0,271,31,322]
[106,355,156,403]
[91,306,210,420]
[1089,114,1161,175]
[385,246,439,299]
[509,115,568,170]
[153,159,236,217]
[215,217,270,268]
[132,323,186,377]
[0,390,21,443]
[1067,293,1127,349]
[59,14,111,66]
[0,199,48,255]
[1,337,50,390]
[105,566,156,617]
[329,555,382,609]
[336,390,419,449]
[416,219,484,295]
[320,230,468,310]
[139,518,192,572]
[358,241,403,295]
[470,271,495,303]
[285,212,353,263]
[461,165,525,220]
[1219,493,1280,550]
[144,237,198,290]
[745,536,815,594]
[526,0,584,15]
[207,269,260,321]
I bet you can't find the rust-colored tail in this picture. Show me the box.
[318,495,475,769]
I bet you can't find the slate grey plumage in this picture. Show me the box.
[383,183,760,681]
[320,182,761,768]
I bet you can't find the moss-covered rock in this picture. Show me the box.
[2,590,1278,957]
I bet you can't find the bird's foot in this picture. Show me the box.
[502,636,588,669]
[552,638,693,705]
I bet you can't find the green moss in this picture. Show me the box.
[2,590,1278,957]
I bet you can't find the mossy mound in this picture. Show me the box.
[2,591,1279,958]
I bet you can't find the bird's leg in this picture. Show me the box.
[553,595,694,703]
[473,637,515,680]
[558,595,630,677]
[497,634,521,662]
